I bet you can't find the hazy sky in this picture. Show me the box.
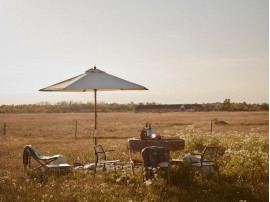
[0,0,268,105]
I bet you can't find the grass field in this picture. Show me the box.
[0,111,268,201]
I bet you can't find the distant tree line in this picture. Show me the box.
[0,99,268,113]
[0,101,137,113]
[214,99,269,111]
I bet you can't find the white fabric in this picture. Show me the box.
[182,153,214,175]
[50,155,66,165]
[40,68,148,92]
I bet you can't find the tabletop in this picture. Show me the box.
[128,137,185,151]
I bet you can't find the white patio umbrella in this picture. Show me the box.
[40,66,148,144]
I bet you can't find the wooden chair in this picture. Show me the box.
[141,146,170,185]
[93,145,121,174]
[129,150,143,175]
[23,145,70,170]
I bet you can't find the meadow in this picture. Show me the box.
[0,111,268,201]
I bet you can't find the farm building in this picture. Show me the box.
[135,104,204,112]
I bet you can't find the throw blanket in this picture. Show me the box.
[183,153,214,175]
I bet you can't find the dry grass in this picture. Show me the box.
[1,111,268,137]
[0,111,268,201]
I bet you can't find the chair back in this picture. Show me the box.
[26,145,44,160]
[23,145,45,167]
[202,147,218,163]
[141,146,170,184]
[94,145,106,161]
[141,146,169,168]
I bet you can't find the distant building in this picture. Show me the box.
[180,105,185,111]
[135,104,205,112]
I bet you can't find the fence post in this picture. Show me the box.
[210,120,212,135]
[75,121,77,139]
[4,123,6,135]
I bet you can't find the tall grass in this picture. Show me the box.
[177,126,269,185]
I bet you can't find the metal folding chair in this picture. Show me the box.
[23,145,70,170]
[93,145,121,174]
[192,146,219,174]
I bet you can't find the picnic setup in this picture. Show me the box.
[21,66,219,184]
[22,133,218,184]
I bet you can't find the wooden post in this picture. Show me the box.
[94,89,97,145]
[210,120,212,135]
[3,123,6,135]
[75,121,77,139]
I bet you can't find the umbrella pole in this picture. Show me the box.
[94,89,97,145]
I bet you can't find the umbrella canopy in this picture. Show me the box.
[39,67,147,92]
[40,66,148,144]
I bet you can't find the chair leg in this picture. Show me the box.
[94,162,97,174]
[29,155,31,168]
[167,167,170,185]
[131,163,134,175]
[216,164,219,175]
[141,166,144,182]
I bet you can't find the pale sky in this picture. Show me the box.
[0,0,268,105]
